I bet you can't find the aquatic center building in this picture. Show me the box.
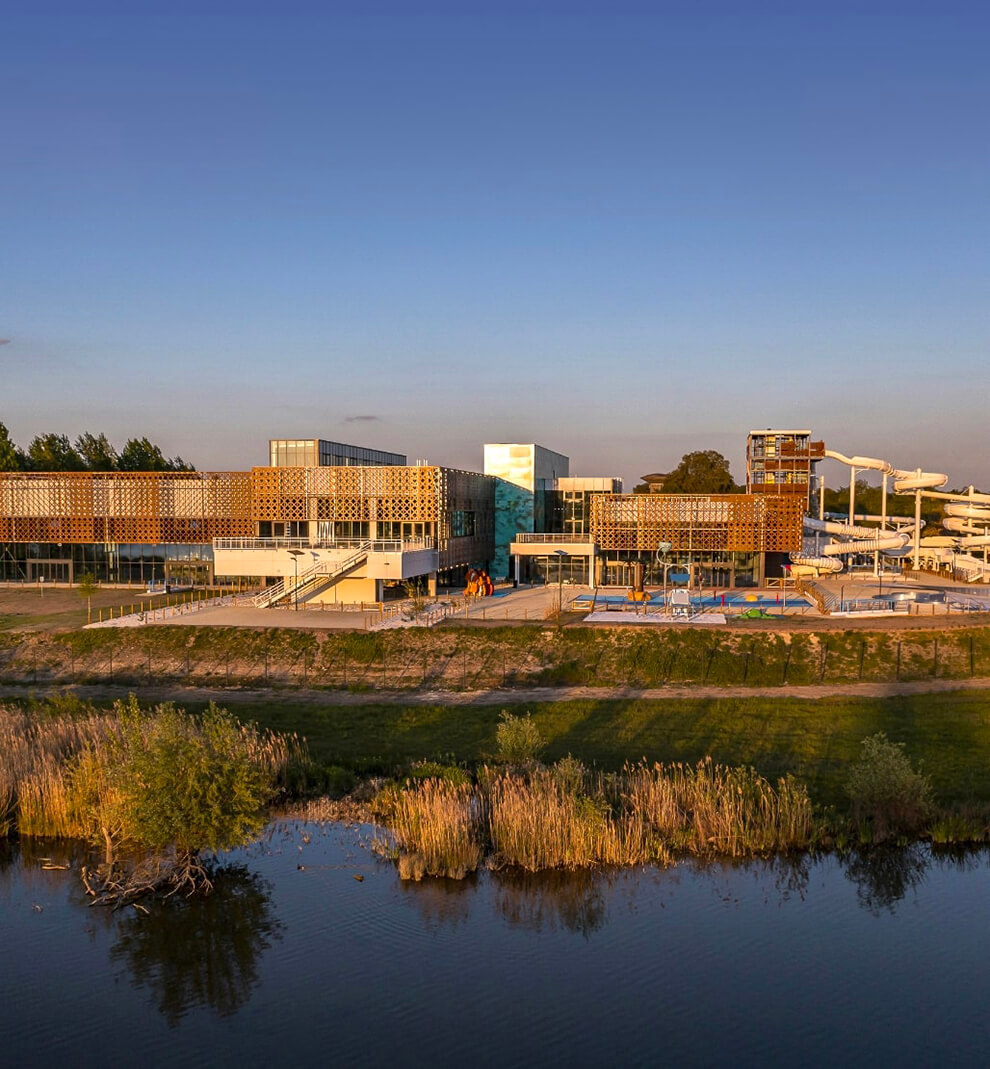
[0,433,809,599]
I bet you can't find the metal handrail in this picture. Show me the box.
[513,533,595,544]
[215,536,434,552]
[254,541,373,608]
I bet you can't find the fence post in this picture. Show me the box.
[971,635,975,677]
[932,637,938,678]
[896,641,901,680]
[819,640,828,683]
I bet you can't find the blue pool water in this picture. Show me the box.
[587,592,786,609]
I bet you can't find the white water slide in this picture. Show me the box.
[790,450,990,581]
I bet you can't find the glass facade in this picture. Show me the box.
[597,550,759,588]
[0,543,214,584]
[269,440,407,467]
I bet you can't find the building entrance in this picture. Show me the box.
[26,559,73,583]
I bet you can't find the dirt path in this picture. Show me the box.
[4,675,990,707]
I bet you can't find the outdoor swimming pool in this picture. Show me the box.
[585,591,787,610]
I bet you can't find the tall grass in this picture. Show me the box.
[0,698,310,840]
[487,770,656,870]
[377,779,483,880]
[0,706,120,837]
[622,758,816,856]
[376,756,816,879]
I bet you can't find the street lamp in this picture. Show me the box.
[287,549,304,612]
[553,549,567,617]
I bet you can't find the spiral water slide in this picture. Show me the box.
[789,450,948,575]
[932,492,990,580]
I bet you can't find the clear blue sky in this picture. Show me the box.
[2,1,988,488]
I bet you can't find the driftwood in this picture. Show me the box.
[81,852,215,908]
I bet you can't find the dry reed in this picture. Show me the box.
[0,706,120,838]
[377,756,815,879]
[622,758,815,857]
[378,779,483,880]
[1,699,309,841]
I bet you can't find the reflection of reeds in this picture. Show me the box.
[380,757,816,879]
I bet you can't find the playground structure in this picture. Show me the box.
[465,568,494,597]
[789,449,990,582]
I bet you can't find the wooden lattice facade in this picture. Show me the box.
[0,466,495,571]
[590,494,805,553]
[0,472,254,544]
[247,465,494,568]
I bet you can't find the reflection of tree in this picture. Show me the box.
[110,865,279,1027]
[492,869,609,939]
[768,854,811,902]
[842,845,929,915]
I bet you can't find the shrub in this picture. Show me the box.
[495,710,544,766]
[846,733,934,842]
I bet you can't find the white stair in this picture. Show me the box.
[253,542,372,607]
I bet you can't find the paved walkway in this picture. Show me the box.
[4,675,990,708]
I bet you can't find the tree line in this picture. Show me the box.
[0,422,194,473]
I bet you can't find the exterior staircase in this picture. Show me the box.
[253,542,372,608]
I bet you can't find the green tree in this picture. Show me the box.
[661,450,739,495]
[846,732,934,842]
[822,481,942,533]
[496,710,544,766]
[0,422,21,470]
[72,699,273,895]
[76,572,99,624]
[118,437,195,472]
[27,433,85,471]
[75,432,119,471]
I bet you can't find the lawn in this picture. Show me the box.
[202,690,990,809]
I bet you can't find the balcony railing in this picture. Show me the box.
[513,533,595,544]
[214,536,434,552]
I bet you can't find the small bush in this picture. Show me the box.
[495,710,544,766]
[846,733,934,842]
[405,760,469,787]
[552,755,587,795]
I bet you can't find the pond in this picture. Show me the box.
[2,825,989,1067]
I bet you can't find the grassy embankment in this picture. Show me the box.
[207,689,990,810]
[4,622,990,689]
[2,624,990,811]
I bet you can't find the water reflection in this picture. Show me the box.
[110,865,280,1027]
[398,866,612,937]
[491,869,610,938]
[398,872,476,930]
[841,844,930,915]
